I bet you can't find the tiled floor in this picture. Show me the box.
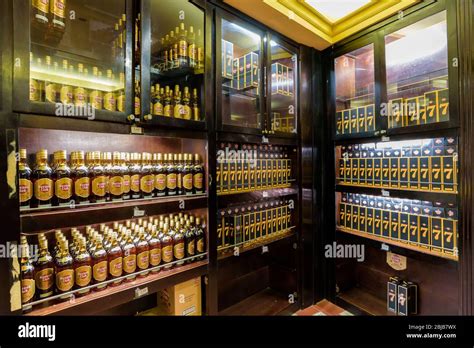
[293,299,353,316]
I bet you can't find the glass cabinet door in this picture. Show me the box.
[334,44,375,136]
[269,40,297,134]
[145,0,205,124]
[385,11,449,129]
[23,0,127,119]
[219,17,263,131]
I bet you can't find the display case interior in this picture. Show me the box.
[27,0,127,115]
[220,18,262,130]
[385,11,449,129]
[335,44,375,136]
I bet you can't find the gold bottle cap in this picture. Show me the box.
[20,235,28,244]
[45,55,52,65]
[172,153,177,161]
[93,66,99,76]
[196,217,201,225]
[78,63,84,73]
[183,153,188,161]
[136,153,142,161]
[194,153,200,162]
[76,151,85,160]
[36,149,48,161]
[113,151,121,160]
[19,149,27,160]
[178,153,183,161]
[163,153,168,161]
[54,150,67,161]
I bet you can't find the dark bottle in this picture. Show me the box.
[153,84,163,116]
[166,153,177,196]
[20,236,35,312]
[90,151,107,203]
[193,153,205,194]
[122,231,137,282]
[72,151,90,204]
[102,152,112,201]
[122,152,131,200]
[91,236,108,291]
[173,221,185,267]
[130,153,142,199]
[74,238,92,297]
[135,228,150,277]
[182,153,194,195]
[19,149,33,209]
[154,153,167,197]
[194,217,206,259]
[178,22,189,68]
[33,149,54,208]
[109,152,124,201]
[184,220,195,262]
[107,235,123,286]
[163,86,172,117]
[148,225,161,273]
[192,88,200,121]
[55,239,74,300]
[52,150,72,206]
[31,0,49,28]
[161,223,174,269]
[173,85,182,118]
[140,153,154,198]
[50,0,66,31]
[176,153,184,195]
[182,86,192,120]
[35,235,54,299]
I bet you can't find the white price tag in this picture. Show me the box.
[134,287,149,299]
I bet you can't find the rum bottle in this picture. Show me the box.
[91,151,107,203]
[122,152,131,200]
[34,236,54,299]
[154,153,167,197]
[184,220,195,262]
[109,152,124,201]
[173,221,185,266]
[33,149,54,207]
[135,228,150,277]
[192,88,200,121]
[178,22,188,68]
[188,26,196,68]
[91,236,108,291]
[107,235,123,286]
[19,149,33,208]
[140,153,154,198]
[104,69,117,111]
[193,153,205,194]
[161,223,174,269]
[148,225,161,272]
[90,67,103,109]
[176,153,184,195]
[194,217,206,259]
[20,236,35,312]
[74,239,92,296]
[130,152,142,199]
[55,239,74,300]
[182,86,191,120]
[52,150,72,206]
[122,231,137,282]
[72,151,90,204]
[166,153,177,195]
[182,153,194,195]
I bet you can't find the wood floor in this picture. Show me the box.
[219,288,292,316]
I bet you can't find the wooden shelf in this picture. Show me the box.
[218,228,296,260]
[337,287,394,316]
[217,183,295,197]
[25,260,208,316]
[219,288,293,315]
[21,194,207,233]
[337,226,458,261]
[137,116,207,134]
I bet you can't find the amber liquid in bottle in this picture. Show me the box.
[31,0,49,29]
[184,220,195,262]
[55,239,75,301]
[148,225,162,273]
[182,153,194,195]
[74,239,92,296]
[130,153,142,199]
[155,153,167,197]
[92,236,108,291]
[72,151,90,204]
[173,221,185,266]
[108,236,123,286]
[176,153,184,195]
[122,231,137,282]
[33,149,54,208]
[50,0,66,33]
[135,229,150,277]
[122,152,132,200]
[20,236,35,312]
[161,223,174,269]
[140,153,154,198]
[91,151,107,203]
[109,152,124,201]
[193,153,205,194]
[102,152,112,202]
[19,149,33,209]
[166,153,177,196]
[194,217,206,260]
[53,150,73,206]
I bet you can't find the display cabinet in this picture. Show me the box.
[12,0,134,123]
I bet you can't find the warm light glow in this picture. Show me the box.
[305,0,371,22]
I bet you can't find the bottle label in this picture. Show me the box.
[179,40,188,57]
[93,260,107,282]
[183,173,193,190]
[123,254,136,274]
[60,85,73,104]
[137,251,149,270]
[174,105,183,118]
[55,177,72,200]
[29,79,40,101]
[19,179,33,203]
[174,242,185,260]
[109,176,123,196]
[35,268,54,290]
[162,245,173,263]
[74,177,90,198]
[122,175,131,193]
[140,175,154,193]
[92,176,107,197]
[109,257,123,277]
[150,248,161,266]
[183,105,191,120]
[104,93,116,111]
[51,0,65,18]
[167,173,177,190]
[21,278,35,304]
[33,0,49,13]
[74,87,86,106]
[153,102,163,116]
[155,174,166,191]
[56,269,74,292]
[193,173,204,190]
[90,91,103,109]
[197,238,204,253]
[34,178,54,201]
[188,44,196,61]
[75,265,92,287]
[45,83,57,103]
[187,241,195,256]
[131,174,140,193]
[164,105,172,117]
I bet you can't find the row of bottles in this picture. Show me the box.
[19,149,205,209]
[31,0,66,38]
[20,212,207,312]
[156,21,204,72]
[29,54,125,112]
[148,83,200,121]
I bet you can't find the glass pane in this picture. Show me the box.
[148,0,204,121]
[334,44,375,135]
[29,0,126,114]
[221,19,261,129]
[270,42,297,134]
[385,11,449,129]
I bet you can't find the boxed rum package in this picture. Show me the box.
[157,277,202,316]
[338,192,458,257]
[271,62,293,96]
[387,277,418,315]
[231,52,259,90]
[221,39,234,79]
[337,137,458,193]
[335,104,375,135]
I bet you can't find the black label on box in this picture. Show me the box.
[419,157,430,190]
[382,158,390,188]
[366,207,374,234]
[374,208,382,236]
[443,218,456,254]
[336,111,343,134]
[391,210,400,240]
[409,213,419,245]
[387,281,398,313]
[382,209,391,238]
[400,212,409,242]
[359,206,366,232]
[350,108,358,133]
[358,106,366,132]
[442,156,455,192]
[343,110,350,133]
[419,215,430,248]
[431,156,442,191]
[374,158,382,186]
[431,215,443,252]
[390,157,399,188]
